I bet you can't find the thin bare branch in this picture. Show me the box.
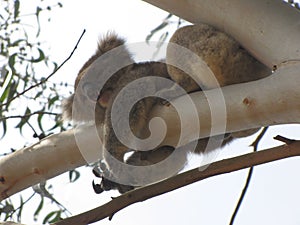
[0,29,86,108]
[229,127,268,225]
[274,135,296,145]
[52,140,300,225]
[0,111,58,122]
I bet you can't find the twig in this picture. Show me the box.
[0,29,86,108]
[274,135,296,145]
[0,111,58,122]
[229,127,268,225]
[52,139,300,225]
[250,127,269,149]
[7,192,36,218]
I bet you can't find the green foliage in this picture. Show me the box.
[69,169,81,183]
[33,197,44,221]
[0,0,74,223]
[0,0,66,142]
[43,210,62,224]
[0,200,14,220]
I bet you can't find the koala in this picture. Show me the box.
[62,33,172,193]
[62,34,134,123]
[62,24,271,194]
[62,33,170,149]
[166,24,271,138]
[119,24,270,189]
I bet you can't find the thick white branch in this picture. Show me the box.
[1,0,300,202]
[1,64,299,200]
[151,64,300,147]
[0,128,97,201]
[143,0,300,68]
[0,123,106,200]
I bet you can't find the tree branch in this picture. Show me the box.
[142,0,300,69]
[0,111,58,122]
[150,65,300,148]
[0,1,300,224]
[274,135,296,145]
[229,127,268,225]
[0,128,87,200]
[0,30,85,108]
[52,140,300,225]
[1,64,299,201]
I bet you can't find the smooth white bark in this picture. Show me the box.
[1,64,299,200]
[1,0,300,201]
[0,126,101,201]
[143,0,300,68]
[151,64,300,147]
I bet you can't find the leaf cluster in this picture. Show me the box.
[0,0,76,223]
[0,0,67,142]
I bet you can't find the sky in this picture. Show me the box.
[2,0,300,225]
